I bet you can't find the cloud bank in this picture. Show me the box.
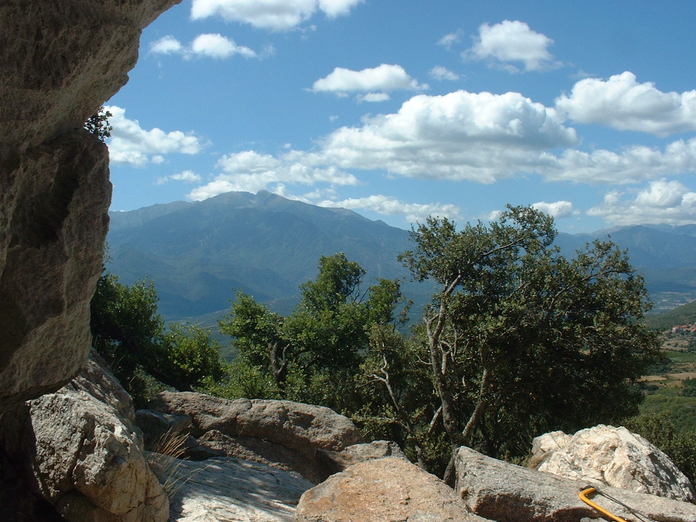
[190,0,364,30]
[106,106,202,166]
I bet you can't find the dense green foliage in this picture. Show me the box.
[397,207,659,476]
[90,273,224,406]
[207,208,660,477]
[624,413,696,486]
[214,253,403,413]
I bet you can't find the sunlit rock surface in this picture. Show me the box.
[455,446,696,522]
[530,425,695,502]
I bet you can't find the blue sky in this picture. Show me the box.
[107,0,696,232]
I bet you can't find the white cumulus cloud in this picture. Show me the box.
[105,106,202,167]
[531,200,576,219]
[150,35,183,55]
[156,170,202,185]
[466,20,556,72]
[588,179,696,225]
[543,137,696,184]
[191,33,257,58]
[150,34,257,59]
[429,66,459,81]
[556,71,696,136]
[437,31,462,49]
[187,149,358,201]
[318,195,462,223]
[357,92,390,103]
[318,90,577,182]
[190,0,363,30]
[312,64,427,94]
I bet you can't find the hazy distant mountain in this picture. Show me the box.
[107,192,696,322]
[107,191,424,320]
[555,225,696,312]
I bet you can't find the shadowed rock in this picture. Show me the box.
[149,454,313,521]
[0,0,181,411]
[2,354,169,521]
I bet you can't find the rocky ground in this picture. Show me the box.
[6,352,695,521]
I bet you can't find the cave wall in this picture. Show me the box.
[0,0,181,407]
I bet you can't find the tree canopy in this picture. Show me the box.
[92,207,661,479]
[217,253,403,412]
[90,273,224,405]
[397,206,659,474]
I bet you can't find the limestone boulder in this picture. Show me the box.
[151,392,363,483]
[0,0,180,413]
[455,446,696,522]
[0,131,111,410]
[530,425,696,502]
[8,354,169,521]
[149,454,313,521]
[296,456,488,521]
[152,392,362,455]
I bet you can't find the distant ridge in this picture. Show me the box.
[646,300,696,330]
[107,191,423,320]
[107,192,696,321]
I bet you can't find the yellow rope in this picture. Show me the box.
[578,487,627,522]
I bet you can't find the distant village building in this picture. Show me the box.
[671,324,696,334]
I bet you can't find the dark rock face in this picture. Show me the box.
[0,132,110,410]
[0,0,179,152]
[0,0,180,410]
[0,0,180,517]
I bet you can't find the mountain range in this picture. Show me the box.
[107,191,428,322]
[107,191,696,324]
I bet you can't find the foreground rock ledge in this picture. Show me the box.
[455,446,696,522]
[150,454,313,521]
[151,392,363,482]
[152,392,362,454]
[296,456,489,521]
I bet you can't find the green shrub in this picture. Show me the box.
[624,413,696,486]
[683,378,696,397]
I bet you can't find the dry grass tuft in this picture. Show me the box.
[153,428,189,459]
[148,429,191,497]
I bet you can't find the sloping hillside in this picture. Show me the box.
[108,194,696,321]
[647,300,696,330]
[107,191,425,320]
